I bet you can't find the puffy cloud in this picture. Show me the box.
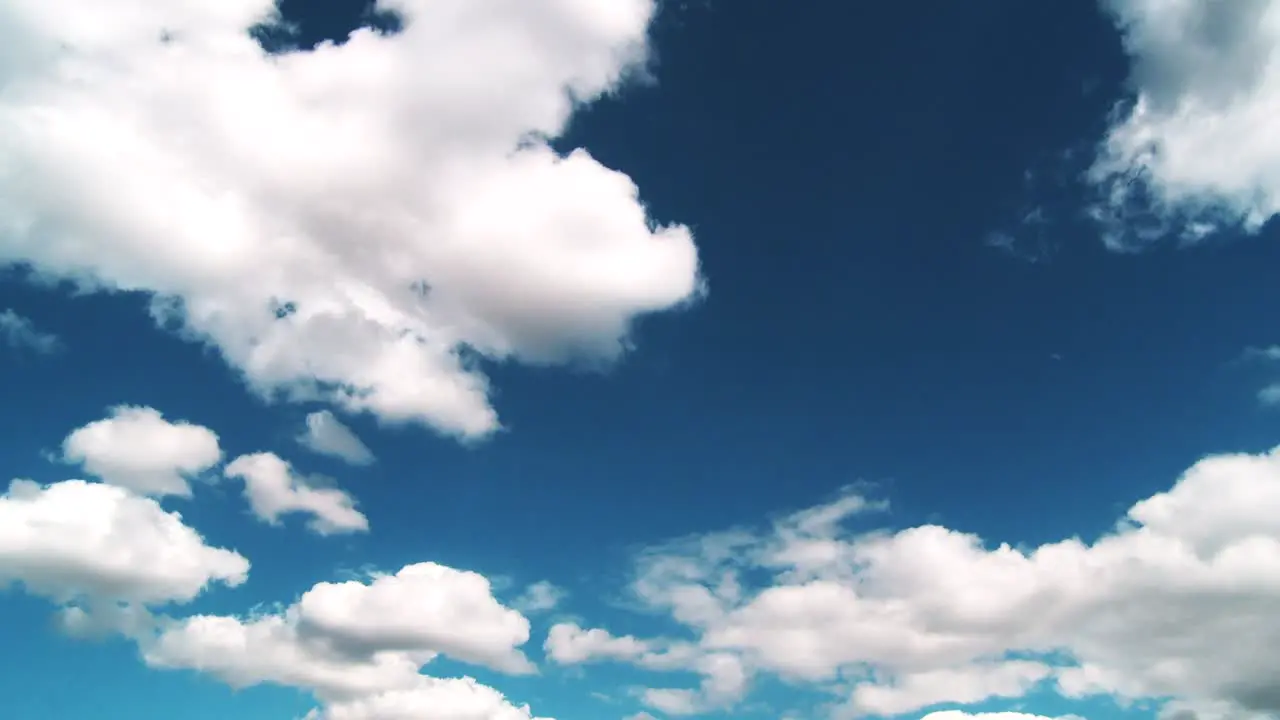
[552,445,1280,718]
[0,478,248,606]
[299,410,375,465]
[305,677,551,720]
[920,714,1073,720]
[144,561,543,717]
[0,308,60,353]
[1089,0,1280,247]
[61,405,221,497]
[147,562,534,695]
[545,623,651,665]
[224,452,368,535]
[0,0,702,438]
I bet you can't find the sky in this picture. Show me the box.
[2,1,1280,719]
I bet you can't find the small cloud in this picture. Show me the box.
[1244,345,1280,362]
[0,309,62,354]
[512,580,566,614]
[1259,383,1280,407]
[297,410,375,466]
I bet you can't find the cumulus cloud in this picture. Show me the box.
[224,452,368,535]
[61,405,222,497]
[550,445,1280,718]
[0,0,702,439]
[144,561,541,717]
[0,308,61,353]
[0,478,248,609]
[1090,0,1280,247]
[299,410,375,465]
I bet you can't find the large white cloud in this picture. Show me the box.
[551,445,1280,719]
[0,0,702,438]
[144,561,543,717]
[0,478,248,607]
[1090,0,1280,247]
[61,405,222,497]
[224,452,368,535]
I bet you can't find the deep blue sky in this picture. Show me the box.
[3,1,1280,719]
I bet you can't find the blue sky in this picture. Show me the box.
[3,1,1280,719]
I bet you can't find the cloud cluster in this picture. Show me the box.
[0,0,701,439]
[552,446,1280,720]
[1090,0,1280,247]
[3,406,553,718]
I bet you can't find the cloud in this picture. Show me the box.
[299,410,375,465]
[61,405,222,497]
[545,623,652,664]
[511,580,565,614]
[144,561,541,716]
[0,478,248,608]
[550,445,1280,718]
[1089,0,1280,247]
[303,678,551,720]
[1259,383,1280,406]
[0,308,61,353]
[224,452,368,535]
[0,0,702,439]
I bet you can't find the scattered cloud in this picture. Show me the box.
[0,308,61,353]
[61,405,222,497]
[512,580,566,614]
[0,0,702,439]
[550,446,1280,718]
[144,562,540,716]
[0,478,248,613]
[224,452,368,535]
[299,410,375,465]
[1089,0,1280,248]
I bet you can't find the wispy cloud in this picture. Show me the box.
[0,309,62,354]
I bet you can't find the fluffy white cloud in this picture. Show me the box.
[552,445,1280,719]
[305,678,551,720]
[0,308,60,353]
[0,478,248,606]
[61,405,221,497]
[0,0,702,439]
[1090,0,1280,247]
[299,410,375,465]
[224,452,368,535]
[145,561,542,717]
[545,623,651,664]
[920,713,1072,720]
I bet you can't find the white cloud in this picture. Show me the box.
[0,478,248,607]
[1090,0,1280,247]
[61,405,221,497]
[920,713,1073,720]
[545,623,651,665]
[224,452,368,535]
[511,580,565,614]
[144,561,542,717]
[305,677,552,720]
[0,308,60,353]
[0,0,702,439]
[299,410,375,465]
[551,445,1280,718]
